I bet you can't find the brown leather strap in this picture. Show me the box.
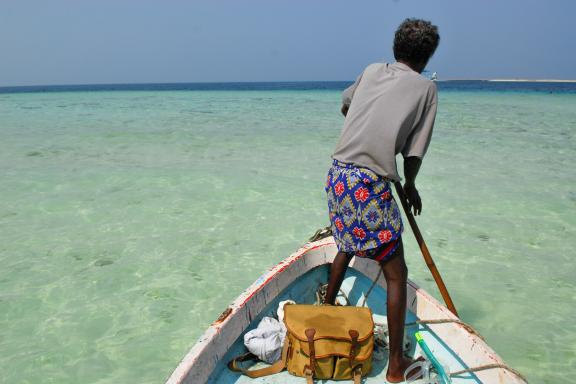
[304,366,314,384]
[348,329,359,367]
[353,366,362,384]
[227,341,289,378]
[230,351,258,364]
[305,328,316,375]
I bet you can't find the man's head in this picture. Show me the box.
[393,18,440,73]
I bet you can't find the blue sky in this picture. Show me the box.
[1,0,575,86]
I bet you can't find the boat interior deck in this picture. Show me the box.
[208,265,481,383]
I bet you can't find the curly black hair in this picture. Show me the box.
[393,18,440,66]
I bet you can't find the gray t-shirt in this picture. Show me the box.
[332,62,438,181]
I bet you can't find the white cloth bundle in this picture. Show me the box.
[243,300,295,364]
[243,316,286,364]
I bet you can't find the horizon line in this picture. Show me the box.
[2,78,576,90]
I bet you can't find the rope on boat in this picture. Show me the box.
[308,226,332,242]
[361,267,382,307]
[358,257,484,342]
[405,319,486,342]
[315,283,350,306]
[450,363,527,382]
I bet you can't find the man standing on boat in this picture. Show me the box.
[324,18,440,383]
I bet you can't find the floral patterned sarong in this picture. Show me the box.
[325,160,403,261]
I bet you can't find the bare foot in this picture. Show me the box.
[386,356,425,383]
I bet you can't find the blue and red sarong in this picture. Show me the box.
[325,160,403,262]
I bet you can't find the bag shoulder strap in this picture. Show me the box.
[227,340,289,378]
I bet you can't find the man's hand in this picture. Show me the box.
[403,183,422,216]
[403,156,422,215]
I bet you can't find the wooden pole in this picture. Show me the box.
[394,182,459,317]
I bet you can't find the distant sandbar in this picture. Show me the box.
[488,79,576,83]
[440,78,576,83]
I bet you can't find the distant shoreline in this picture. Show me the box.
[441,78,576,83]
[487,79,576,83]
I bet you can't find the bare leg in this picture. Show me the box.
[324,251,353,305]
[381,240,420,383]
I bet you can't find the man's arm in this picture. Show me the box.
[403,156,422,215]
[341,71,364,116]
[401,83,438,216]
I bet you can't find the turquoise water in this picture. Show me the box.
[0,86,575,383]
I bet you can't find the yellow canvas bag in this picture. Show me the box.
[229,304,374,383]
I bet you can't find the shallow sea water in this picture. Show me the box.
[0,84,575,383]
